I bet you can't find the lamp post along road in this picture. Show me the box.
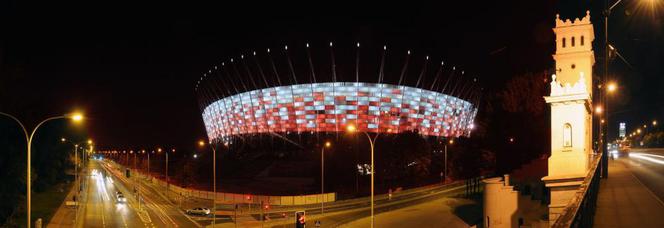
[346,125,380,228]
[443,139,454,183]
[321,141,331,217]
[212,145,216,227]
[1,112,83,228]
[60,137,92,227]
[199,140,217,227]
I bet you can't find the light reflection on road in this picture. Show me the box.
[628,152,664,165]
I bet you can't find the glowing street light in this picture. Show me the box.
[72,114,83,122]
[637,129,642,134]
[607,82,617,93]
[654,120,658,126]
[198,140,206,147]
[595,106,604,114]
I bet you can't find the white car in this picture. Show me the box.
[186,207,211,215]
[116,193,126,203]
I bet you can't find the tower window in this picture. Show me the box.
[581,36,585,46]
[563,123,572,148]
[572,37,576,47]
[562,38,566,48]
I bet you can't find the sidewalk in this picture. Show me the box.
[47,175,86,228]
[341,196,474,228]
[593,159,664,227]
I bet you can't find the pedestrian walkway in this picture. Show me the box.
[340,196,473,228]
[593,159,664,227]
[47,178,85,228]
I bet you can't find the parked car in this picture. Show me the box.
[186,207,211,215]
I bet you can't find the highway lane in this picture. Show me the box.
[620,148,664,204]
[98,159,201,228]
[80,160,149,228]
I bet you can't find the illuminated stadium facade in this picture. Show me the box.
[202,82,476,141]
[196,43,480,142]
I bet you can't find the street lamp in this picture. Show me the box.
[199,139,219,227]
[321,141,331,217]
[0,111,84,228]
[654,120,658,126]
[607,82,617,93]
[346,124,379,228]
[601,0,658,178]
[60,137,91,226]
[443,139,454,184]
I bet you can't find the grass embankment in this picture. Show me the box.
[9,181,74,228]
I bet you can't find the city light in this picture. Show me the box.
[346,125,357,133]
[61,138,66,142]
[324,141,332,148]
[198,140,206,147]
[449,139,454,145]
[595,106,603,114]
[69,112,84,122]
[607,82,617,93]
[654,120,658,126]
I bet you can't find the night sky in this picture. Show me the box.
[1,1,661,150]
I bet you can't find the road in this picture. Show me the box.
[619,148,664,204]
[50,157,477,228]
[77,159,201,228]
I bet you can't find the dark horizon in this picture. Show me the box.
[1,1,661,150]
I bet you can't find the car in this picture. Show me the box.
[186,207,211,216]
[116,192,126,203]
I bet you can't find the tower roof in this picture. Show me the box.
[556,10,591,27]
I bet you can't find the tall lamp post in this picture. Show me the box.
[199,139,218,227]
[60,138,92,191]
[346,124,382,228]
[443,139,454,184]
[601,0,658,177]
[0,112,83,228]
[321,141,331,217]
[59,138,91,227]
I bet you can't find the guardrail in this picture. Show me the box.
[551,153,602,228]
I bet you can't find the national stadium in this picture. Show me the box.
[196,43,479,143]
[194,42,480,195]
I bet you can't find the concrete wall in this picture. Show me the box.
[483,175,521,228]
[149,177,335,206]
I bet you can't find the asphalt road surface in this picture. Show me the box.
[620,148,664,204]
[79,160,200,228]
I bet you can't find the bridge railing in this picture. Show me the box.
[551,153,602,228]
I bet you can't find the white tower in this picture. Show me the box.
[542,10,595,223]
